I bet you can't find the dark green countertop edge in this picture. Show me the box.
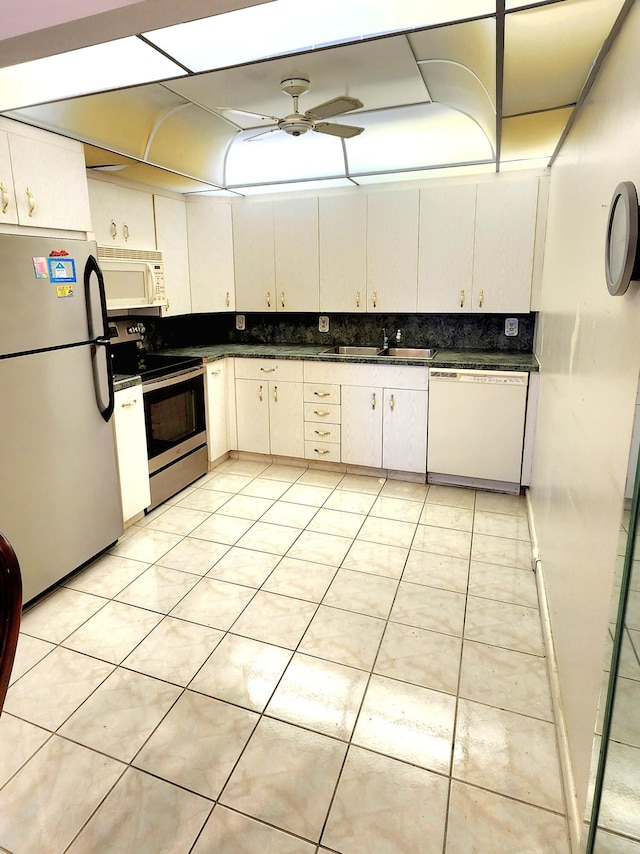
[158,344,539,372]
[113,375,143,392]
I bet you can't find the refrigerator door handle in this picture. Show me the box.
[84,254,114,422]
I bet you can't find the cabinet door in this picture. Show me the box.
[88,180,156,248]
[9,133,92,231]
[319,194,367,312]
[472,178,538,313]
[206,361,229,462]
[233,200,276,311]
[113,386,151,523]
[341,385,383,468]
[154,195,191,316]
[187,200,235,313]
[274,197,319,312]
[235,378,270,454]
[382,388,428,474]
[367,189,419,312]
[0,132,18,226]
[418,184,476,313]
[269,381,304,458]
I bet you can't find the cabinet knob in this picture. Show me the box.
[25,187,35,217]
[0,182,8,214]
[371,393,377,410]
[123,223,130,242]
[460,289,465,308]
[111,219,117,240]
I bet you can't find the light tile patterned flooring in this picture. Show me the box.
[0,459,571,853]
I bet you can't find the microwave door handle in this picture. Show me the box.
[84,254,115,422]
[145,263,154,304]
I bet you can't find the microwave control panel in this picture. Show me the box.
[152,265,167,305]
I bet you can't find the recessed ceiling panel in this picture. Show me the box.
[346,103,494,175]
[10,86,189,159]
[0,38,186,112]
[355,163,495,184]
[226,129,346,186]
[144,0,496,73]
[409,18,496,104]
[84,145,222,193]
[503,0,625,116]
[501,107,573,163]
[164,36,430,123]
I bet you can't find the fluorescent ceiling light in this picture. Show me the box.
[0,38,186,112]
[144,0,495,73]
[354,164,495,184]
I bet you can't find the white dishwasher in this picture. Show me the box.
[427,369,529,487]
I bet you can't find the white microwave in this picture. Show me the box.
[97,246,167,310]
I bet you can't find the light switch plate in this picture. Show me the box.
[236,314,245,331]
[318,316,329,332]
[505,317,519,337]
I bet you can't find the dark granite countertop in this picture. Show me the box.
[158,343,539,372]
[113,374,142,392]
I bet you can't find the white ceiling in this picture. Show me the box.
[0,0,629,195]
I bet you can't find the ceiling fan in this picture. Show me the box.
[217,78,365,141]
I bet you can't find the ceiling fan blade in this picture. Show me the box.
[244,127,280,142]
[313,122,364,139]
[216,106,280,123]
[305,95,363,120]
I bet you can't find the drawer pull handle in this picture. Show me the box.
[260,366,277,373]
[111,219,117,239]
[226,291,230,307]
[121,399,138,407]
[313,410,330,417]
[390,394,395,412]
[460,289,465,308]
[314,430,331,437]
[259,385,263,402]
[371,393,376,410]
[273,385,278,402]
[356,290,361,308]
[0,182,9,214]
[123,223,130,242]
[266,291,271,308]
[209,369,221,375]
[280,291,285,308]
[313,391,330,397]
[372,290,377,309]
[26,187,35,217]
[479,289,484,308]
[314,448,330,455]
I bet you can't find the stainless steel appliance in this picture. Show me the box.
[0,233,124,603]
[109,321,207,509]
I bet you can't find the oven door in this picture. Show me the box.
[142,368,207,475]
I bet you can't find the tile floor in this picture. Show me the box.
[0,459,571,853]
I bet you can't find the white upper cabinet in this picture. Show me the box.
[274,197,319,312]
[319,194,367,313]
[153,194,191,317]
[417,183,477,313]
[187,199,235,313]
[472,178,539,313]
[0,121,91,232]
[233,200,276,312]
[88,179,156,249]
[366,189,419,313]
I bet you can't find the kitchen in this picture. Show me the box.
[0,1,639,852]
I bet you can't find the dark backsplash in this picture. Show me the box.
[140,311,536,353]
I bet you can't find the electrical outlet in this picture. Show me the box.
[505,317,519,337]
[236,314,245,331]
[318,316,329,333]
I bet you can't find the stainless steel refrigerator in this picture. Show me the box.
[0,233,123,603]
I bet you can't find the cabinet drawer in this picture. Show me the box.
[304,422,341,444]
[305,441,341,462]
[304,383,340,405]
[235,358,303,382]
[304,402,341,423]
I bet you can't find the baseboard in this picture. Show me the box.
[526,491,582,853]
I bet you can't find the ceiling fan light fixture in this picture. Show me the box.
[280,115,314,136]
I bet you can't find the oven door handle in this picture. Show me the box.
[142,365,205,394]
[84,253,114,422]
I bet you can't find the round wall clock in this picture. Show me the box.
[605,181,640,295]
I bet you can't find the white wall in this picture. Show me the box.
[531,0,640,820]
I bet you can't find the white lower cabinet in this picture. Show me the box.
[235,359,304,458]
[205,360,229,463]
[341,385,383,469]
[382,388,428,473]
[113,385,150,524]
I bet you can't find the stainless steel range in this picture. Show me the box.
[109,320,208,509]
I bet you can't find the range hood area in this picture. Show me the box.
[0,0,630,196]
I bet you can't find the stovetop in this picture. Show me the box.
[111,349,202,382]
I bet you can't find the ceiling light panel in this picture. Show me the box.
[231,178,355,195]
[143,0,496,73]
[500,107,573,162]
[355,163,495,184]
[503,0,625,116]
[0,38,186,112]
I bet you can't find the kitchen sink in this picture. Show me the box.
[384,347,438,359]
[321,345,385,356]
